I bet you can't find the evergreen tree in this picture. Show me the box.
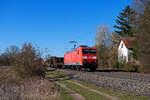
[114,5,135,37]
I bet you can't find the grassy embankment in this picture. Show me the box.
[0,66,60,100]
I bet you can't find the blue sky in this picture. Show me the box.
[0,0,132,57]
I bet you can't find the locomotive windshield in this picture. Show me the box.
[82,49,96,54]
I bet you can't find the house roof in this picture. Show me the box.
[119,37,135,49]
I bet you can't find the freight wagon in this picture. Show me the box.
[46,56,64,68]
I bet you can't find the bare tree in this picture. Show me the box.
[135,0,150,73]
[96,25,113,48]
[14,43,46,77]
[133,0,148,14]
[96,25,117,69]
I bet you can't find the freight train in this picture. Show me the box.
[64,45,98,71]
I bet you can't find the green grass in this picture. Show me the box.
[72,80,150,100]
[61,81,108,100]
[57,86,73,100]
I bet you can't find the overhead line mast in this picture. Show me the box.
[69,41,77,50]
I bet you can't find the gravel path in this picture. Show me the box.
[57,82,85,100]
[68,80,119,100]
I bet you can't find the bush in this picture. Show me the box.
[118,62,138,72]
[124,63,138,72]
[13,43,46,78]
[0,45,20,66]
[118,62,125,69]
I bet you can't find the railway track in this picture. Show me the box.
[59,69,150,82]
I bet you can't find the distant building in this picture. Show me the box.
[118,37,135,63]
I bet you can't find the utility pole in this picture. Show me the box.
[69,41,77,50]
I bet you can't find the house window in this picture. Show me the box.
[121,43,123,48]
[121,55,124,62]
[128,49,133,57]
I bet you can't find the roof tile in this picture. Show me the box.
[120,37,135,49]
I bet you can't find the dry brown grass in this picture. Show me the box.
[0,66,60,100]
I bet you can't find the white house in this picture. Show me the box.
[118,37,135,63]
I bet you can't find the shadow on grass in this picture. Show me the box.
[46,72,74,82]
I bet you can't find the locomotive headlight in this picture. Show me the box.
[92,57,97,59]
[83,56,87,59]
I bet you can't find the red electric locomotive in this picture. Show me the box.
[64,45,98,71]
